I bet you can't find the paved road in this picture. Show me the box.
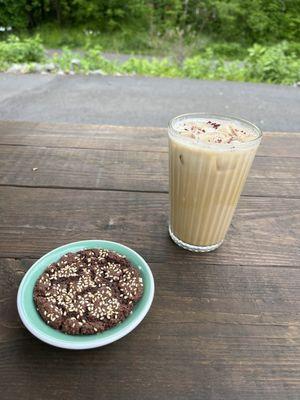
[0,73,299,131]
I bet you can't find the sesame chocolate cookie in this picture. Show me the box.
[33,249,143,335]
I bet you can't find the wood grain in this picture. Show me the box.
[1,120,300,400]
[0,120,168,153]
[0,145,299,197]
[0,144,166,193]
[0,186,299,266]
[2,258,300,400]
[0,120,299,157]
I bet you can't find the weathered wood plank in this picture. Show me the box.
[0,187,299,266]
[0,144,166,192]
[0,120,299,158]
[1,120,300,400]
[0,120,168,152]
[2,258,300,400]
[0,145,299,197]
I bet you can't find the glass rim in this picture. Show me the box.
[168,113,262,149]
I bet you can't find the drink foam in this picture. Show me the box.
[173,117,259,146]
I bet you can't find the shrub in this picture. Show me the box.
[82,47,117,73]
[245,42,300,84]
[0,35,45,63]
[0,35,299,85]
[121,57,180,77]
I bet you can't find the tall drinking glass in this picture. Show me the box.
[168,113,262,252]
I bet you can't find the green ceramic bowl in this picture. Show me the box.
[17,240,155,350]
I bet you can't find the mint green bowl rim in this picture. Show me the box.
[17,240,155,350]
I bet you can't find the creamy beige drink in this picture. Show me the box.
[169,114,262,252]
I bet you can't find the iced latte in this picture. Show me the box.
[169,114,262,252]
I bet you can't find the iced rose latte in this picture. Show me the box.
[168,114,262,252]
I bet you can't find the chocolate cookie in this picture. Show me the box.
[33,249,143,335]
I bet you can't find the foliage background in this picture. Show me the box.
[1,0,299,43]
[0,0,299,84]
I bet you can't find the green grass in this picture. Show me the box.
[0,34,299,85]
[30,23,251,59]
[28,24,161,55]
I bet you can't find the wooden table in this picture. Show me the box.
[0,120,299,400]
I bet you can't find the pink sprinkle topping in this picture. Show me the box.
[207,120,220,129]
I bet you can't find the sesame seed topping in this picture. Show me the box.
[34,248,143,335]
